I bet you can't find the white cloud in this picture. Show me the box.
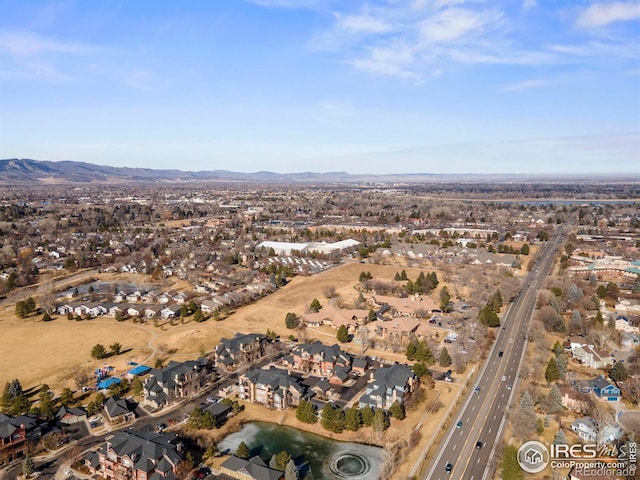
[419,8,502,44]
[244,0,323,8]
[336,13,392,34]
[576,1,640,27]
[0,31,90,57]
[521,0,537,10]
[503,78,548,91]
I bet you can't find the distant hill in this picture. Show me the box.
[0,158,636,184]
[0,158,445,184]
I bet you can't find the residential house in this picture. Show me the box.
[0,414,27,465]
[160,305,181,320]
[238,367,303,410]
[214,333,267,372]
[143,360,208,409]
[301,304,368,333]
[378,317,421,345]
[203,402,232,426]
[559,387,590,414]
[55,406,87,425]
[85,428,182,480]
[570,417,622,443]
[572,345,612,369]
[572,376,621,402]
[359,363,417,410]
[103,396,136,423]
[614,316,640,334]
[220,455,284,480]
[126,305,144,318]
[144,305,163,319]
[371,294,439,317]
[352,358,369,376]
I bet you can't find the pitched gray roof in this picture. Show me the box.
[221,456,283,480]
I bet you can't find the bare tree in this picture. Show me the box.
[590,403,614,446]
[587,329,612,350]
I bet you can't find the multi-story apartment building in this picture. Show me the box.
[85,428,182,480]
[143,360,208,409]
[238,367,303,410]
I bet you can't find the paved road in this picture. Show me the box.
[423,227,566,480]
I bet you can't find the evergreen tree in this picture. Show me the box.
[193,308,205,323]
[8,379,23,398]
[345,405,361,431]
[360,405,375,426]
[555,352,568,380]
[478,305,500,327]
[38,387,55,417]
[389,400,406,420]
[273,451,292,471]
[91,344,107,359]
[545,357,560,382]
[415,340,435,364]
[412,362,429,379]
[610,361,629,382]
[439,286,451,312]
[295,399,317,424]
[60,387,74,405]
[567,284,583,303]
[439,347,452,367]
[15,300,27,318]
[321,403,345,433]
[285,312,299,329]
[553,429,567,445]
[546,385,563,414]
[372,409,390,433]
[236,441,250,459]
[22,456,35,478]
[405,339,418,361]
[367,308,376,323]
[552,340,563,355]
[490,290,503,312]
[42,312,52,322]
[336,325,349,343]
[309,298,322,312]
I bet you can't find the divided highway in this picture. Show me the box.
[423,227,566,480]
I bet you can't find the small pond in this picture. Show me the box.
[218,421,387,480]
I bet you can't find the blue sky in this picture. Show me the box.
[0,0,638,174]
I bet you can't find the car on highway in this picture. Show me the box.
[506,384,512,390]
[456,420,463,428]
[476,441,483,449]
[502,375,507,381]
[498,351,503,357]
[64,470,73,477]
[474,386,480,393]
[445,463,453,474]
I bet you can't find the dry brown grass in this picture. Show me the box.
[0,262,440,392]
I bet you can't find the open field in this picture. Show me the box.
[0,262,442,391]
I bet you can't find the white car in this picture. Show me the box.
[64,470,73,476]
[502,376,507,381]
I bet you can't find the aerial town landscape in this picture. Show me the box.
[1,1,638,479]
[0,169,638,480]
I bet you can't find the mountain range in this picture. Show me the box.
[0,158,635,184]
